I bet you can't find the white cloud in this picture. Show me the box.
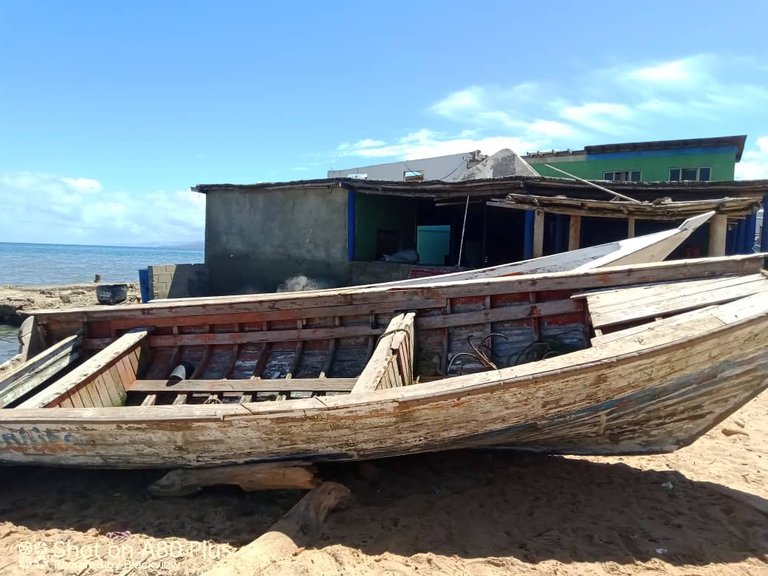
[333,53,768,173]
[60,177,103,194]
[736,136,768,180]
[335,129,540,161]
[0,172,204,245]
[431,86,485,117]
[622,55,712,89]
[559,102,636,134]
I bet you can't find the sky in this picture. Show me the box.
[1,0,767,246]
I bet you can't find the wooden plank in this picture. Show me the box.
[319,339,336,378]
[352,312,415,393]
[104,298,447,331]
[417,298,580,330]
[88,374,111,407]
[18,327,152,409]
[86,324,385,351]
[67,387,87,408]
[73,382,97,408]
[173,394,187,405]
[286,340,303,379]
[57,394,75,408]
[252,342,271,378]
[581,276,765,314]
[140,394,157,406]
[589,276,768,328]
[150,462,320,497]
[31,255,765,330]
[571,274,750,301]
[130,378,357,394]
[0,334,82,407]
[100,367,125,407]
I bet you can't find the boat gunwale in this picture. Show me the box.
[26,253,767,323]
[3,298,767,425]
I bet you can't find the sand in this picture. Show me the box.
[0,286,765,575]
[0,389,764,576]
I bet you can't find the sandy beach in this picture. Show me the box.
[0,389,763,576]
[0,285,765,576]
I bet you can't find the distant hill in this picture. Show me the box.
[163,240,205,250]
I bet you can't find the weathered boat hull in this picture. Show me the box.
[0,255,766,469]
[0,314,765,468]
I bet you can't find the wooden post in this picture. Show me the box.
[148,462,319,496]
[627,217,636,239]
[202,481,351,576]
[533,209,545,258]
[568,215,581,251]
[762,196,768,253]
[709,214,728,257]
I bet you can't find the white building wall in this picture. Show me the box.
[328,151,482,181]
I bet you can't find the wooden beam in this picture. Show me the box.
[201,481,350,576]
[31,255,764,332]
[353,312,415,393]
[149,461,320,497]
[543,164,641,203]
[129,378,357,394]
[533,209,545,258]
[18,316,45,362]
[18,328,152,409]
[568,215,581,251]
[0,334,82,407]
[86,324,384,350]
[416,298,580,330]
[709,214,728,257]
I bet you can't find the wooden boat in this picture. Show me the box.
[381,211,714,286]
[0,254,766,469]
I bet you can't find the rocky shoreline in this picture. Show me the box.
[0,282,141,326]
[0,283,141,373]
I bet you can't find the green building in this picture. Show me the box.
[523,135,746,183]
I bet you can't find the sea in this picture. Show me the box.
[0,242,204,363]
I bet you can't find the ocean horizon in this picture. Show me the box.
[0,242,204,363]
[0,241,204,286]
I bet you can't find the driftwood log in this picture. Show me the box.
[203,481,351,576]
[148,461,319,496]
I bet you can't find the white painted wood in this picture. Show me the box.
[17,328,151,409]
[587,275,768,328]
[0,334,81,407]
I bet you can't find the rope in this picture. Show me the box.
[375,327,412,349]
[456,195,470,267]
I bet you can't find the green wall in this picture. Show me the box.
[354,194,417,261]
[528,149,738,182]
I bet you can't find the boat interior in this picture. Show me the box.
[2,259,767,411]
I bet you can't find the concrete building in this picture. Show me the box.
[524,135,746,183]
[194,176,766,295]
